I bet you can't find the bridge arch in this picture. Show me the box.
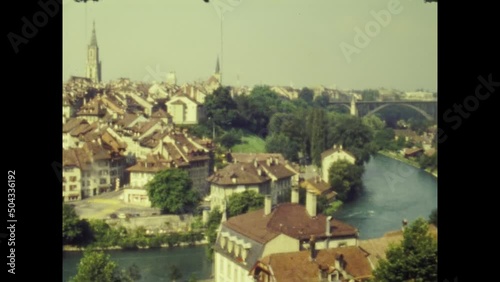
[336,103,351,112]
[364,103,434,121]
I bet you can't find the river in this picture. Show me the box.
[335,153,437,239]
[62,154,437,281]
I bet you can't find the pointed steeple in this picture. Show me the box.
[87,20,101,83]
[215,55,220,74]
[90,21,98,46]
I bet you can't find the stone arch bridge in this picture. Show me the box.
[329,99,437,121]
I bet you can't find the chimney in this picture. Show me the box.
[264,195,272,216]
[257,167,262,176]
[335,253,345,270]
[221,206,227,222]
[326,216,332,236]
[291,187,299,204]
[231,177,237,184]
[306,190,317,217]
[309,235,317,261]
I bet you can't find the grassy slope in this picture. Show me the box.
[231,135,266,153]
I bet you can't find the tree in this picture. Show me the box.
[328,160,364,201]
[188,273,199,282]
[70,249,118,282]
[310,108,327,167]
[235,86,282,135]
[428,209,437,226]
[360,89,380,101]
[146,168,200,214]
[217,129,242,148]
[168,265,182,282]
[227,190,264,217]
[205,207,222,261]
[63,204,82,245]
[313,93,331,108]
[323,200,343,216]
[418,152,437,171]
[328,116,375,164]
[265,133,300,162]
[373,218,437,282]
[373,128,397,151]
[113,264,142,282]
[362,115,385,131]
[203,86,240,130]
[298,87,314,105]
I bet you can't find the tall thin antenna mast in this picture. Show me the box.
[220,15,223,85]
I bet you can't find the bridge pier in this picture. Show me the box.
[350,97,358,117]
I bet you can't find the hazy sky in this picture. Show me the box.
[63,0,437,92]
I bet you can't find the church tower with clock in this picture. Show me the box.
[86,21,102,83]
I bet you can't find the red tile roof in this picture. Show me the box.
[255,246,372,282]
[223,203,358,244]
[359,225,437,267]
[300,177,337,200]
[207,162,271,186]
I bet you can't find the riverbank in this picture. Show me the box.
[378,150,437,178]
[63,239,208,252]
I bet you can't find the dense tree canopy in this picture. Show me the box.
[298,87,314,105]
[71,249,141,282]
[217,129,242,148]
[204,86,240,129]
[428,208,437,226]
[227,190,265,217]
[70,249,118,282]
[327,115,376,164]
[265,133,300,162]
[328,160,365,201]
[168,265,182,282]
[234,85,284,135]
[418,152,437,171]
[360,89,380,101]
[146,168,200,214]
[362,115,385,131]
[373,218,438,282]
[63,204,82,245]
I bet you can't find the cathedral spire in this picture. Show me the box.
[87,20,101,83]
[90,21,98,46]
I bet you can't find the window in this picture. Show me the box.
[100,178,107,184]
[70,176,77,182]
[64,167,73,172]
[110,170,117,176]
[99,170,109,176]
[62,177,67,183]
[70,185,77,191]
[63,186,66,191]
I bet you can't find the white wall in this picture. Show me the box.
[215,252,254,282]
